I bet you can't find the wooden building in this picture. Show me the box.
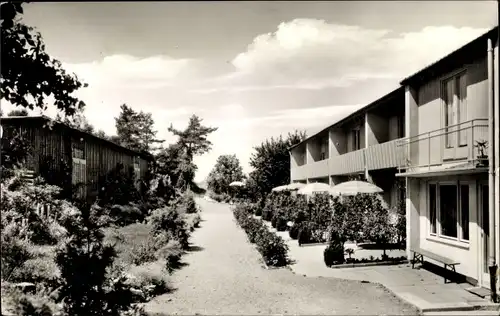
[0,115,153,200]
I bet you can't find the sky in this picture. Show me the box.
[1,1,498,182]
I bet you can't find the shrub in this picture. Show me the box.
[233,204,289,267]
[254,207,262,216]
[276,216,287,232]
[55,203,136,316]
[1,233,34,280]
[255,231,289,267]
[324,240,345,267]
[289,224,300,240]
[270,215,278,228]
[108,203,144,226]
[261,208,272,221]
[297,222,312,246]
[148,205,191,250]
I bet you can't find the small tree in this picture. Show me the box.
[361,194,397,259]
[55,203,135,316]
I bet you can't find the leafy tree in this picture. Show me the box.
[7,108,28,116]
[115,104,163,153]
[1,1,87,117]
[249,130,306,194]
[167,114,218,160]
[207,154,245,195]
[56,110,95,134]
[163,114,217,190]
[0,125,33,178]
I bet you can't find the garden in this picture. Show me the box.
[233,190,407,269]
[0,164,202,316]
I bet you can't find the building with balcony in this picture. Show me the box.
[397,26,499,290]
[289,86,406,208]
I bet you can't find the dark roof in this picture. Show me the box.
[288,86,405,151]
[0,115,154,160]
[400,26,499,87]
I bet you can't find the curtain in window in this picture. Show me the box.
[457,74,467,146]
[444,79,455,148]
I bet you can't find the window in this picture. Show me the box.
[72,140,85,160]
[429,184,437,234]
[397,116,405,139]
[442,72,467,148]
[440,184,458,238]
[460,185,469,240]
[352,128,361,150]
[428,181,469,241]
[320,137,328,160]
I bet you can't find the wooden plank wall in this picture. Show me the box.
[2,119,151,200]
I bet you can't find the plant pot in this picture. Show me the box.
[476,156,489,168]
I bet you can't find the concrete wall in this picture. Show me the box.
[414,55,489,169]
[329,128,347,157]
[366,112,389,146]
[414,175,485,281]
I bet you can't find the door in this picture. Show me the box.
[479,183,490,288]
[442,73,468,161]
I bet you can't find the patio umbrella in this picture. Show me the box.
[330,180,383,196]
[229,181,245,187]
[297,182,333,195]
[271,185,288,192]
[286,182,306,191]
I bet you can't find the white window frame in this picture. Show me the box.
[427,180,470,245]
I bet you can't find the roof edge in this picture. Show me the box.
[0,115,154,160]
[288,86,405,151]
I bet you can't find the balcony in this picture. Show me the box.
[290,137,406,180]
[291,163,309,181]
[397,119,489,174]
[329,149,365,175]
[365,138,405,170]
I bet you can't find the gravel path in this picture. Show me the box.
[144,198,418,315]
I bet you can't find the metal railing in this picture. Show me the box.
[397,119,489,172]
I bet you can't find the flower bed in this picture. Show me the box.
[233,204,289,267]
[329,256,408,269]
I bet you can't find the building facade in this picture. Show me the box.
[0,115,153,200]
[289,86,406,208]
[397,27,499,289]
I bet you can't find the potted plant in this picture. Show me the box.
[475,140,489,167]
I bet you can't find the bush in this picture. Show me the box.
[148,205,191,250]
[289,224,299,240]
[324,240,345,267]
[261,208,272,221]
[233,204,289,267]
[270,215,278,228]
[255,231,289,267]
[1,233,34,280]
[297,222,312,246]
[254,207,262,216]
[109,203,144,226]
[276,216,287,232]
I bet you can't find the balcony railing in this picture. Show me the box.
[290,137,405,180]
[366,138,405,170]
[397,119,489,172]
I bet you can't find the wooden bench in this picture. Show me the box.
[410,247,460,284]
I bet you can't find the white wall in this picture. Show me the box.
[415,175,482,281]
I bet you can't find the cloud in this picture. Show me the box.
[2,20,491,182]
[222,19,489,90]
